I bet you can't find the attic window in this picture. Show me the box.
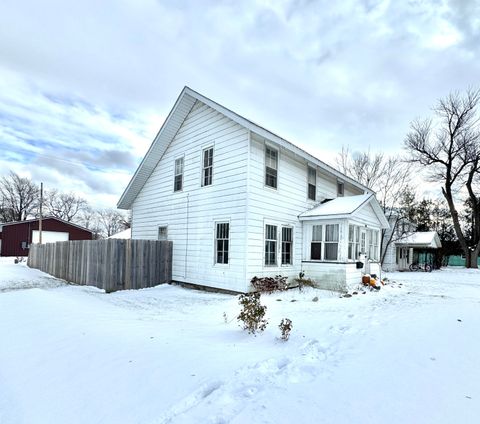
[307,166,316,200]
[265,146,278,189]
[174,157,184,192]
[337,180,344,197]
[202,147,213,186]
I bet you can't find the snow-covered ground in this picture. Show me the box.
[1,258,479,424]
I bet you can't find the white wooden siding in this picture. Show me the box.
[245,133,365,286]
[131,100,249,292]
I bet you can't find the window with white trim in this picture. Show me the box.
[324,224,339,260]
[281,227,293,265]
[265,146,278,189]
[265,224,277,265]
[158,226,168,240]
[202,147,213,186]
[174,157,184,192]
[310,224,339,261]
[307,166,316,200]
[368,229,379,261]
[337,180,344,197]
[348,225,360,260]
[215,222,229,264]
[311,225,322,260]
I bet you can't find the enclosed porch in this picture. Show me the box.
[298,194,389,291]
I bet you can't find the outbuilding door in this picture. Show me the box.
[398,247,409,270]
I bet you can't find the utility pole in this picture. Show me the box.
[39,182,43,244]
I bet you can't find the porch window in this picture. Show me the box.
[265,224,277,265]
[348,225,360,260]
[310,225,322,260]
[174,157,184,192]
[215,222,229,264]
[281,227,293,265]
[368,229,379,261]
[265,146,278,189]
[307,166,316,200]
[360,230,366,254]
[324,224,339,260]
[202,147,213,186]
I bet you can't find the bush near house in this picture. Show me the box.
[237,292,268,334]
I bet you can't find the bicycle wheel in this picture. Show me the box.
[424,264,432,272]
[409,263,418,271]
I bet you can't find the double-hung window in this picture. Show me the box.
[202,147,213,186]
[368,229,379,261]
[265,146,278,189]
[307,166,316,200]
[265,224,277,265]
[281,227,293,265]
[215,222,229,264]
[310,224,339,261]
[348,225,354,260]
[311,225,323,260]
[174,157,184,192]
[324,224,339,260]
[348,225,361,260]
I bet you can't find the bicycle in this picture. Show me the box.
[409,262,432,272]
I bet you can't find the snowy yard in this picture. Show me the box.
[1,259,479,424]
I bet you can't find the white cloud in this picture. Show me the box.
[0,0,479,205]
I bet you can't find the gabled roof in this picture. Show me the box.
[299,193,390,228]
[395,231,442,248]
[117,86,371,209]
[0,216,93,233]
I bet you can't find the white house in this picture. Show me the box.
[118,87,389,293]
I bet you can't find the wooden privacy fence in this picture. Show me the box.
[28,239,172,292]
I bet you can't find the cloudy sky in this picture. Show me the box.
[1,0,479,207]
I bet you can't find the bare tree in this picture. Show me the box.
[405,89,480,268]
[43,189,88,222]
[0,171,39,222]
[336,147,411,264]
[96,209,128,238]
[77,207,103,239]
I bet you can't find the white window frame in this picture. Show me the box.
[201,146,214,187]
[348,224,361,260]
[281,226,293,266]
[264,224,278,266]
[310,223,339,261]
[174,156,184,192]
[324,224,339,261]
[215,221,230,265]
[360,228,366,255]
[367,229,380,261]
[307,165,316,201]
[264,145,278,189]
[310,224,323,260]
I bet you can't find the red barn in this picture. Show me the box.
[0,217,93,257]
